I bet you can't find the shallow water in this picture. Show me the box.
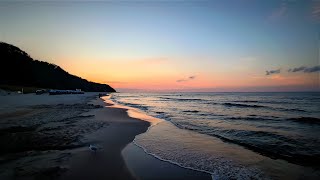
[111,92,320,179]
[122,143,211,180]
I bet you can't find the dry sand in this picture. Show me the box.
[0,93,107,179]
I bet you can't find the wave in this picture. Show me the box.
[233,100,260,103]
[288,117,320,125]
[155,112,172,121]
[223,102,264,108]
[159,97,204,101]
[182,110,200,113]
[279,107,306,112]
[112,93,320,168]
[121,102,149,111]
[223,102,307,112]
[233,100,285,104]
[184,126,320,166]
[133,122,268,180]
[227,116,320,125]
[228,116,276,121]
[157,97,307,113]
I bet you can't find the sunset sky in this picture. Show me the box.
[1,0,319,92]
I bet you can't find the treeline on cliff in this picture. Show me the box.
[0,42,116,92]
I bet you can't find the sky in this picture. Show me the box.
[0,0,319,92]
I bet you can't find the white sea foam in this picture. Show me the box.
[133,121,268,180]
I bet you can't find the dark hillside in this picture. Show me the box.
[0,42,116,92]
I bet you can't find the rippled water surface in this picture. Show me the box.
[112,92,320,179]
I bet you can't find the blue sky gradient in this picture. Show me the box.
[0,0,319,91]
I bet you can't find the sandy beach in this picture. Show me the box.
[0,93,211,180]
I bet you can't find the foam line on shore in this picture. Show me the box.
[132,126,216,180]
[102,95,215,180]
[100,95,162,126]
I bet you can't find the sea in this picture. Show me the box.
[110,92,320,179]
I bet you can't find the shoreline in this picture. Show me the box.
[57,96,150,180]
[58,95,211,180]
[102,96,212,180]
[0,93,212,180]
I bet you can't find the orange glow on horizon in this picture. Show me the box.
[56,57,319,92]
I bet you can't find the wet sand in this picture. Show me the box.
[58,98,149,180]
[123,143,211,180]
[0,93,211,180]
[58,97,211,180]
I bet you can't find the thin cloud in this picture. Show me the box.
[266,69,280,75]
[268,1,287,21]
[177,75,196,83]
[289,66,306,72]
[304,65,320,73]
[288,66,320,73]
[311,1,320,22]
